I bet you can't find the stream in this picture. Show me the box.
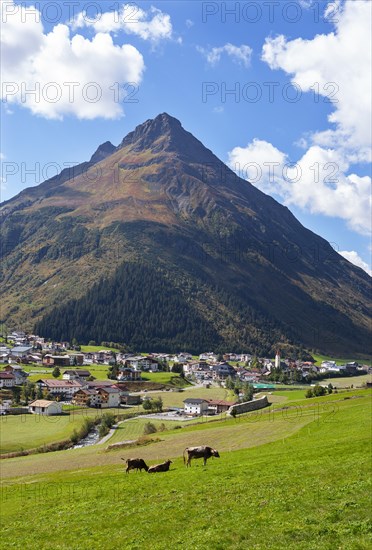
[69,427,101,450]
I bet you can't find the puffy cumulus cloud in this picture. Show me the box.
[71,4,173,42]
[197,43,253,67]
[227,140,371,236]
[228,139,286,194]
[262,0,371,162]
[231,0,371,237]
[339,250,371,277]
[0,1,145,120]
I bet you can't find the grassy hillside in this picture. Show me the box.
[0,390,370,549]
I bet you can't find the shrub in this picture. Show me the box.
[143,422,157,435]
[99,424,110,438]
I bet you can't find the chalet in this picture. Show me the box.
[69,354,85,366]
[183,398,209,416]
[72,389,96,407]
[92,350,114,364]
[4,365,28,384]
[35,379,84,397]
[212,363,237,381]
[94,387,120,408]
[42,355,71,367]
[117,367,142,381]
[0,372,15,388]
[62,369,91,381]
[207,400,236,414]
[29,400,62,416]
[184,361,211,376]
[124,356,159,372]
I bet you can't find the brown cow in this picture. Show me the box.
[147,460,172,473]
[183,446,220,467]
[121,458,149,473]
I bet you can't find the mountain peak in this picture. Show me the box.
[89,141,116,164]
[119,112,217,162]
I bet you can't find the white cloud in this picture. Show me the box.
[339,250,371,276]
[230,0,371,237]
[71,4,173,43]
[186,19,194,29]
[228,140,371,235]
[0,1,145,120]
[198,43,252,68]
[262,0,371,163]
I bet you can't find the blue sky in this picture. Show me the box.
[1,0,371,274]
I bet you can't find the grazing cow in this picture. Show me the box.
[183,446,220,467]
[147,460,172,473]
[121,457,149,473]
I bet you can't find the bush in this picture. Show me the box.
[101,412,116,429]
[98,423,110,438]
[143,422,157,435]
[313,384,327,397]
[70,429,79,444]
[305,389,314,398]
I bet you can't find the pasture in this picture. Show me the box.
[0,391,370,549]
[0,411,88,455]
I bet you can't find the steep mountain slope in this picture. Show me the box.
[1,113,370,355]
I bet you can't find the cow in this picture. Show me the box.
[183,446,220,467]
[147,460,172,473]
[121,457,149,473]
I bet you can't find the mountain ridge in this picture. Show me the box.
[1,113,370,355]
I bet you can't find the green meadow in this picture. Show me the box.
[0,390,371,549]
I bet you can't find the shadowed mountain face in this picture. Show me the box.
[1,113,370,355]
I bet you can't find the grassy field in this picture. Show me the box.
[0,390,370,549]
[24,363,110,382]
[77,345,120,353]
[106,417,198,445]
[0,411,89,454]
[312,353,372,366]
[317,374,371,388]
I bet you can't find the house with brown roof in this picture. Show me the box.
[35,379,84,397]
[207,400,236,414]
[0,372,15,388]
[72,386,120,408]
[42,355,71,367]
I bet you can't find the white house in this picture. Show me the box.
[4,365,28,384]
[94,387,120,408]
[35,379,84,397]
[29,400,62,415]
[0,372,15,388]
[183,398,209,416]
